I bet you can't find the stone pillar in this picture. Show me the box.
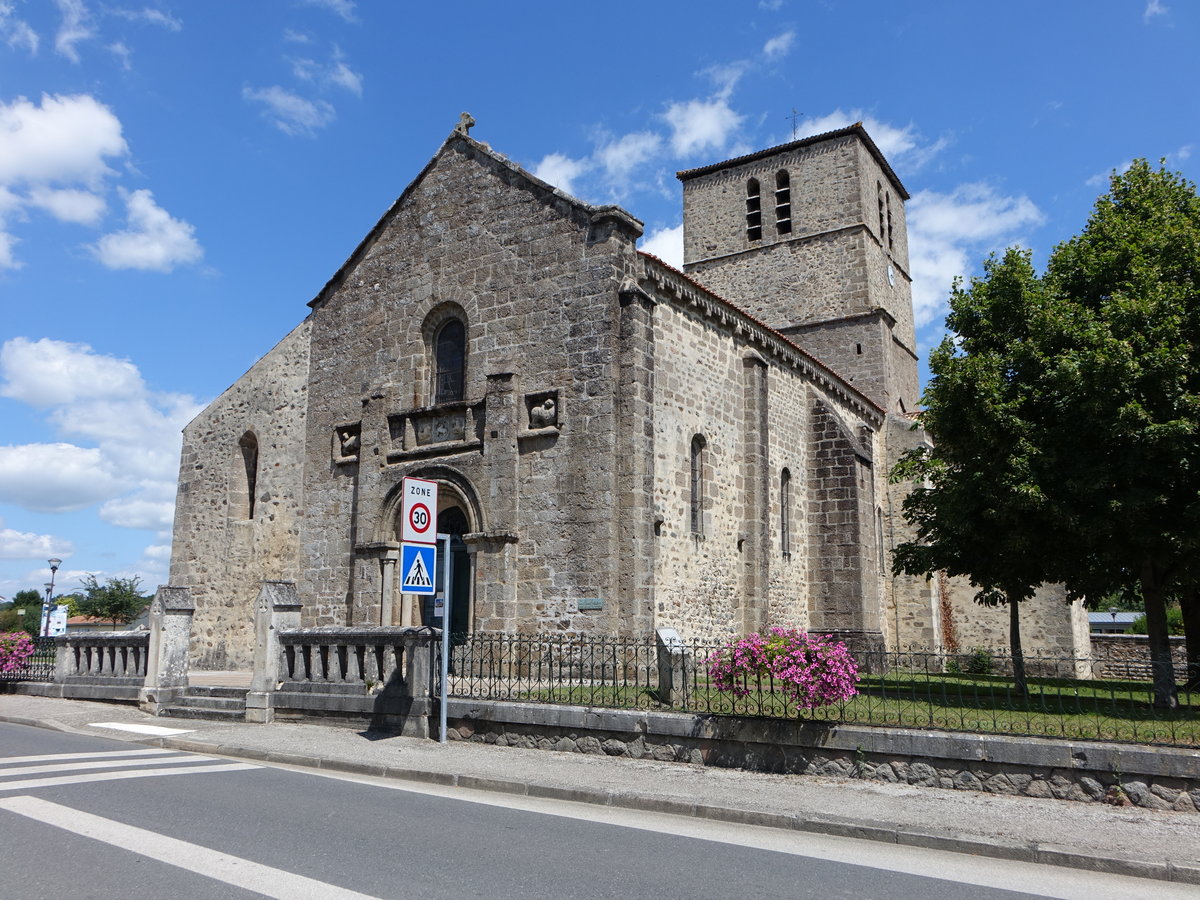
[478,372,520,628]
[380,548,400,625]
[138,586,195,715]
[615,286,657,637]
[655,627,692,707]
[741,350,770,634]
[245,580,302,723]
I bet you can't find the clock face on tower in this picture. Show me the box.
[887,264,895,287]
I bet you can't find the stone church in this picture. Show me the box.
[169,119,1087,670]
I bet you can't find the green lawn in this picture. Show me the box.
[490,669,1200,747]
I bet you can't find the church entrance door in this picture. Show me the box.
[425,506,471,636]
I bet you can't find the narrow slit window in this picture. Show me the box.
[775,170,792,235]
[690,434,707,535]
[434,319,466,404]
[238,432,258,520]
[781,468,791,555]
[886,193,894,249]
[877,183,886,243]
[745,179,762,241]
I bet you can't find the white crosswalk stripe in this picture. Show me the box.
[0,748,257,791]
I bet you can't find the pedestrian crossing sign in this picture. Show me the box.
[401,543,436,594]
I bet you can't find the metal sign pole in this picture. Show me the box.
[439,532,451,744]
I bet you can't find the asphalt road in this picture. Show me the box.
[0,722,1183,899]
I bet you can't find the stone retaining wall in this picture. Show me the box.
[445,699,1200,813]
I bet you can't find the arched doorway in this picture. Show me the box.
[435,505,472,637]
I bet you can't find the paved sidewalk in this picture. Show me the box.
[2,691,1199,885]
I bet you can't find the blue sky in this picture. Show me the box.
[0,0,1196,601]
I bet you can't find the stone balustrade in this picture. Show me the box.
[53,631,150,701]
[278,626,436,688]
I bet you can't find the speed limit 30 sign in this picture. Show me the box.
[401,477,439,545]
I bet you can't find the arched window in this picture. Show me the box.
[774,170,792,235]
[780,467,792,555]
[237,431,258,520]
[745,178,762,242]
[434,319,466,404]
[690,434,707,536]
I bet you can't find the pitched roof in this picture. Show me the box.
[676,123,910,200]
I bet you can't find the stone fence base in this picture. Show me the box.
[445,699,1200,813]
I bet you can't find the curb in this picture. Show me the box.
[3,712,1194,885]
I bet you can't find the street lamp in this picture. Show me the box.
[41,558,62,638]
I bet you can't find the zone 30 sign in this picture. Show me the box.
[401,477,439,545]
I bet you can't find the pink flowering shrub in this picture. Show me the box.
[707,628,859,710]
[0,632,35,674]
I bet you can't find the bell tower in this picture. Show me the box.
[677,124,918,415]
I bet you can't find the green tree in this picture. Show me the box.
[1039,159,1200,704]
[77,575,150,628]
[11,588,46,635]
[892,249,1055,696]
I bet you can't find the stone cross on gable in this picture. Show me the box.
[455,111,475,136]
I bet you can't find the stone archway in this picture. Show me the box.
[384,469,481,630]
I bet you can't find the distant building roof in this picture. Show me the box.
[1088,611,1140,626]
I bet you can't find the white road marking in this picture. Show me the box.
[284,764,1190,900]
[0,748,174,765]
[1,754,216,778]
[0,795,381,900]
[88,721,193,736]
[0,762,257,792]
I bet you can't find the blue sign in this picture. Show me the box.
[400,543,436,595]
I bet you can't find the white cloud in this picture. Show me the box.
[758,0,783,9]
[0,94,127,187]
[0,518,73,560]
[597,132,662,181]
[0,3,39,53]
[100,496,174,530]
[110,7,182,31]
[799,108,951,174]
[27,187,106,225]
[907,183,1044,329]
[54,0,93,63]
[0,443,126,512]
[284,28,311,44]
[1,337,144,407]
[304,0,356,22]
[763,30,795,61]
[1144,0,1168,23]
[1086,159,1133,188]
[89,188,202,272]
[665,96,744,157]
[641,224,684,269]
[243,85,336,137]
[532,153,589,196]
[108,39,131,70]
[290,47,363,96]
[0,337,201,528]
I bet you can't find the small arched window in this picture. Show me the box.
[237,431,258,520]
[745,179,762,242]
[434,319,466,404]
[774,170,791,235]
[780,467,792,555]
[690,434,707,536]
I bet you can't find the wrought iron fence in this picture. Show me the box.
[0,636,56,683]
[442,633,1200,749]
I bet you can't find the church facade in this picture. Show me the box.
[168,121,1085,670]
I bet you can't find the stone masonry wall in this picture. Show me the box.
[447,700,1200,813]
[169,320,311,669]
[297,135,642,636]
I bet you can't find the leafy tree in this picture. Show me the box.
[77,575,150,628]
[1128,606,1184,636]
[10,588,48,636]
[1038,160,1200,705]
[894,160,1200,705]
[892,249,1055,696]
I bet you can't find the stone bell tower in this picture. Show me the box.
[677,123,918,416]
